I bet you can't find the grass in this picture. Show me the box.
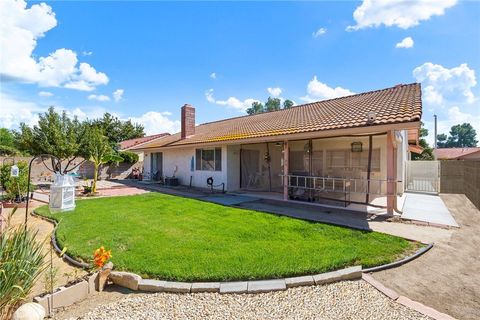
[35,193,419,281]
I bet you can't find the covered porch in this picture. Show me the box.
[234,130,403,215]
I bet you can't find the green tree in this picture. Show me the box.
[93,113,145,149]
[443,123,478,148]
[0,161,30,201]
[246,101,264,115]
[0,128,15,147]
[412,122,434,160]
[283,99,294,109]
[265,97,281,112]
[84,125,122,192]
[16,107,87,173]
[436,133,448,148]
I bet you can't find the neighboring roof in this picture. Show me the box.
[119,133,170,150]
[134,83,422,150]
[434,147,480,160]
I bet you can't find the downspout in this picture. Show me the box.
[393,131,403,214]
[366,135,373,204]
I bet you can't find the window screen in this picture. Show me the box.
[195,148,222,171]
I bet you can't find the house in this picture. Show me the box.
[132,83,423,214]
[119,133,170,162]
[434,147,480,160]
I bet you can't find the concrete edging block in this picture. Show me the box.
[362,273,399,300]
[191,282,220,293]
[34,280,89,316]
[163,281,191,293]
[220,281,248,294]
[313,266,362,285]
[138,279,167,292]
[247,279,286,293]
[284,275,315,288]
[397,296,456,320]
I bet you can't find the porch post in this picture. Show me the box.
[283,140,289,201]
[386,131,395,215]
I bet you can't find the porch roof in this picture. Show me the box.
[134,83,422,150]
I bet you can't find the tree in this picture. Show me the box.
[93,113,145,149]
[84,125,122,192]
[438,123,478,148]
[412,122,434,160]
[16,107,88,173]
[0,128,15,147]
[265,97,281,112]
[283,99,294,109]
[436,133,448,148]
[246,101,264,115]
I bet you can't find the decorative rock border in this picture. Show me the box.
[108,266,363,294]
[362,273,456,320]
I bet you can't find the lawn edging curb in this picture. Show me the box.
[362,273,456,320]
[362,243,433,273]
[30,210,91,269]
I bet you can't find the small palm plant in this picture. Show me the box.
[0,207,46,319]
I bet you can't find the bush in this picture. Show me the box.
[0,208,46,319]
[0,145,19,156]
[0,161,30,201]
[118,151,139,164]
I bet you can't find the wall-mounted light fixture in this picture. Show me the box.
[351,142,363,152]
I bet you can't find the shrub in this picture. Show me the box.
[0,161,30,201]
[0,145,19,156]
[0,208,46,319]
[118,151,139,164]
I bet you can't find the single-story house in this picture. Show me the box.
[133,83,423,214]
[119,133,170,162]
[434,147,480,160]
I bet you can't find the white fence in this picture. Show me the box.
[406,160,440,193]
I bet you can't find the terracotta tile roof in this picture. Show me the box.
[119,133,170,150]
[434,147,480,160]
[135,83,422,149]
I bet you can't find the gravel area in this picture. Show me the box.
[69,281,430,320]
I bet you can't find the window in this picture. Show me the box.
[196,148,222,171]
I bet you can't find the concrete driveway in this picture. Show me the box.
[371,194,480,320]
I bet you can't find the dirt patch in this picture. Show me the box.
[372,193,480,320]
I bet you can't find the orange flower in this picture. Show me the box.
[93,246,112,268]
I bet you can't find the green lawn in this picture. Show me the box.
[36,193,419,281]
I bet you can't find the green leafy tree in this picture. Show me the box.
[283,99,294,109]
[412,122,434,160]
[265,97,281,112]
[0,128,15,147]
[93,113,145,149]
[442,123,478,148]
[246,101,264,115]
[436,133,448,148]
[16,107,88,173]
[84,126,122,192]
[0,161,30,201]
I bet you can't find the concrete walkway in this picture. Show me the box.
[373,194,480,320]
[402,192,459,227]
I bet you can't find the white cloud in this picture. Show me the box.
[395,36,414,48]
[347,0,457,31]
[0,91,43,129]
[210,72,217,79]
[413,62,477,105]
[205,89,259,112]
[301,76,354,102]
[88,94,110,102]
[267,87,282,98]
[312,27,327,38]
[0,0,108,91]
[129,111,180,135]
[38,91,53,97]
[113,89,124,102]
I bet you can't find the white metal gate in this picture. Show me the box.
[405,160,440,193]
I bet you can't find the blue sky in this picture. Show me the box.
[1,0,479,145]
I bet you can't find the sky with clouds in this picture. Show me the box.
[1,0,479,145]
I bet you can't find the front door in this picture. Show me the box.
[151,152,163,181]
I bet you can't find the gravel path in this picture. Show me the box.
[70,281,430,320]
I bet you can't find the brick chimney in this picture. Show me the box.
[181,104,195,139]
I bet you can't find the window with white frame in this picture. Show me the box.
[196,148,222,171]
